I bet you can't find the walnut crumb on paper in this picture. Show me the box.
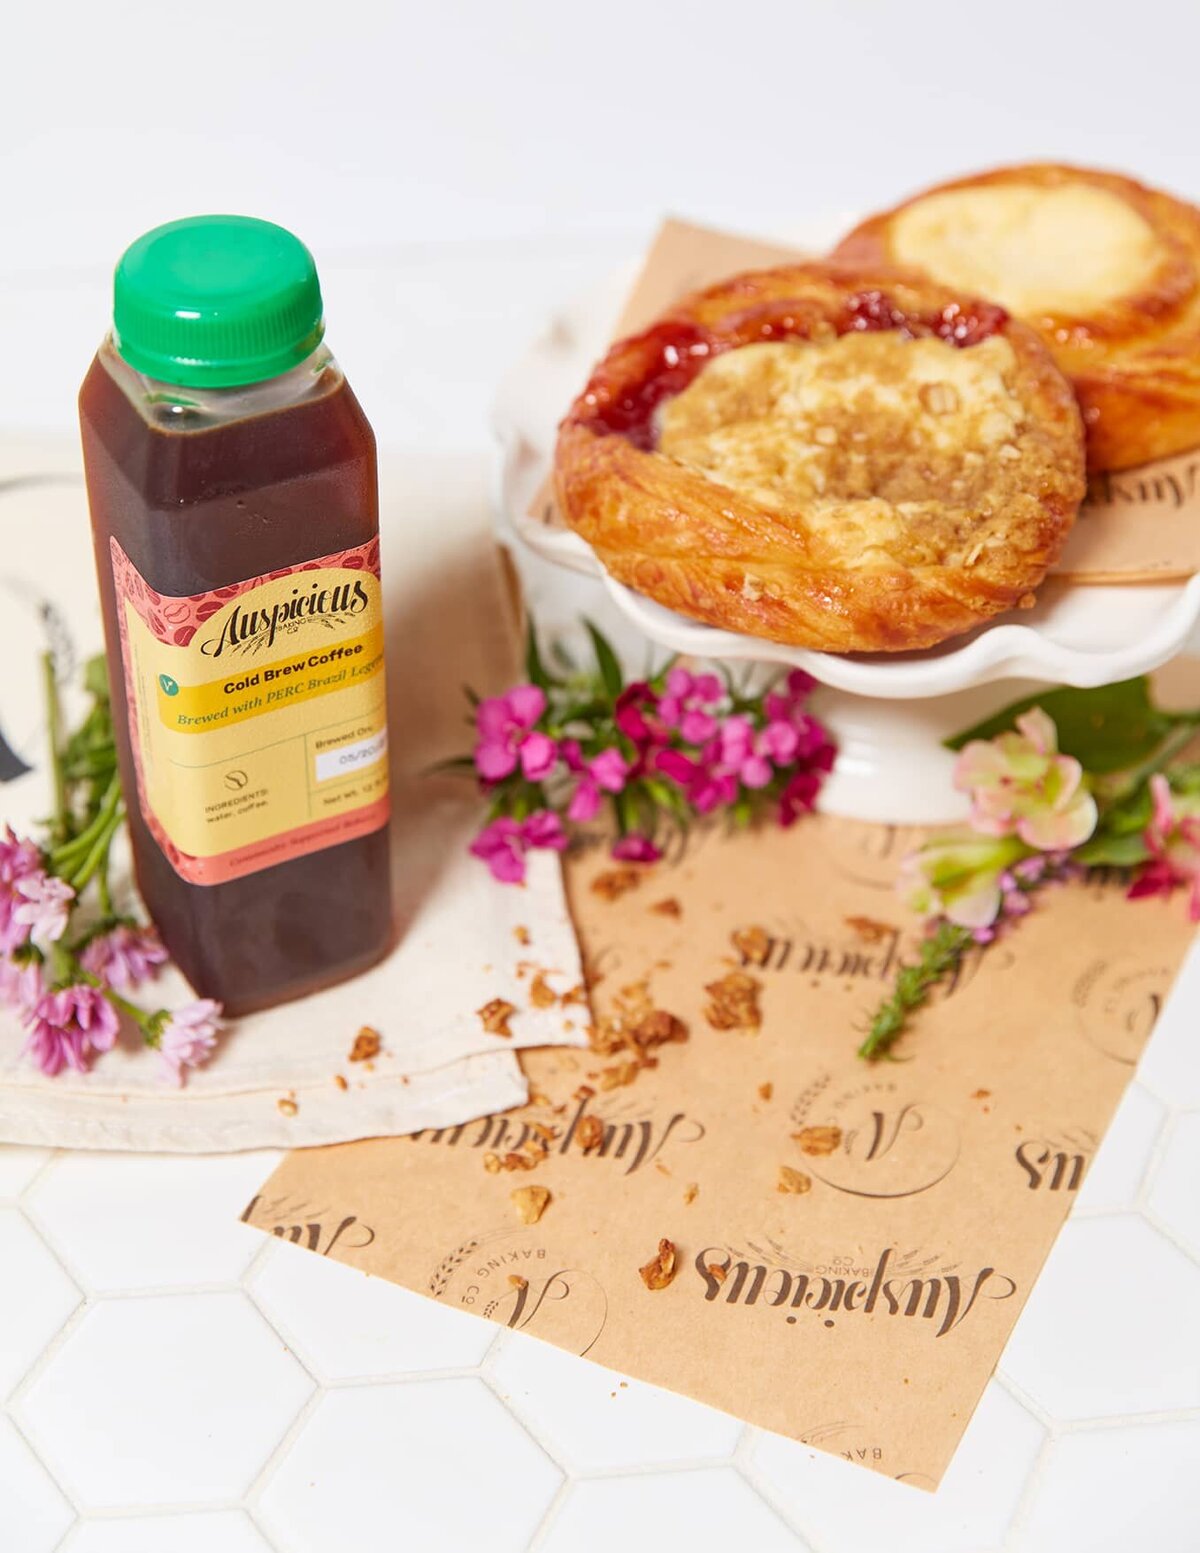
[683,1183,699,1205]
[508,1274,528,1290]
[333,1074,348,1092]
[650,897,682,918]
[778,1165,812,1195]
[758,1082,773,1101]
[483,1152,502,1174]
[511,1184,551,1225]
[704,971,762,1031]
[349,1026,381,1062]
[477,998,516,1038]
[599,1060,642,1091]
[591,866,643,901]
[706,1261,727,1284]
[276,1096,298,1117]
[972,1088,992,1100]
[514,925,531,946]
[794,1125,842,1156]
[639,1238,677,1290]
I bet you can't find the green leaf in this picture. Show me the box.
[524,621,553,691]
[584,620,624,701]
[944,678,1175,775]
[83,654,110,701]
[1075,832,1151,867]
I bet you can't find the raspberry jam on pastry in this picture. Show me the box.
[573,290,1008,451]
[835,163,1200,470]
[555,261,1085,655]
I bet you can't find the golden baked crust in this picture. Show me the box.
[834,163,1200,471]
[554,262,1085,654]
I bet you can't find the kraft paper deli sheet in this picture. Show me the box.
[528,218,1200,584]
[244,803,1197,1487]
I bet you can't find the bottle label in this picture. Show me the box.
[110,537,390,885]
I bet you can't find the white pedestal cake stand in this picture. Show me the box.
[492,253,1200,823]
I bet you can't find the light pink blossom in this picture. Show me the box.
[0,828,46,952]
[80,923,169,991]
[0,953,45,1013]
[23,984,119,1076]
[954,707,1098,851]
[899,833,1026,929]
[12,873,75,945]
[156,999,222,1085]
[1128,775,1200,920]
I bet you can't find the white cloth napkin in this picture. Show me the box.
[0,436,586,1149]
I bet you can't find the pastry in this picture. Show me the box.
[554,263,1085,654]
[834,163,1200,471]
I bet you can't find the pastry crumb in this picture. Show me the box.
[704,970,763,1031]
[576,1114,604,1151]
[794,1125,842,1156]
[333,1074,348,1092]
[650,897,682,918]
[511,1184,551,1225]
[731,924,772,967]
[758,1082,773,1102]
[845,915,893,942]
[706,1261,728,1283]
[514,925,531,946]
[639,1238,678,1290]
[529,971,558,1009]
[778,1165,812,1195]
[971,1088,992,1100]
[483,1152,502,1174]
[477,998,516,1038]
[591,867,642,901]
[683,1182,699,1205]
[349,1026,382,1063]
[276,1096,298,1117]
[508,1274,528,1290]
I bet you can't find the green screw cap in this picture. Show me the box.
[112,215,325,388]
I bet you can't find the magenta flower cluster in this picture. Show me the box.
[0,825,219,1083]
[467,643,835,885]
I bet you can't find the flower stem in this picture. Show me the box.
[69,804,123,892]
[858,920,975,1062]
[51,773,120,868]
[42,650,68,844]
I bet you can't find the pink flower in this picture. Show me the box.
[0,828,46,952]
[474,685,548,782]
[718,716,772,789]
[1128,775,1200,919]
[470,818,528,883]
[80,923,169,992]
[156,999,222,1085]
[654,748,738,815]
[779,769,822,826]
[614,683,665,749]
[12,873,75,945]
[519,731,558,781]
[612,833,662,863]
[567,748,630,823]
[954,708,1098,851]
[659,667,724,743]
[0,953,44,1013]
[470,810,568,885]
[23,984,119,1077]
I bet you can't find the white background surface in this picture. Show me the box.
[5,2,1200,1548]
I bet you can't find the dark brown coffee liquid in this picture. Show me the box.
[79,353,393,1015]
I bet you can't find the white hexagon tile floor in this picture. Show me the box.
[3,968,1200,1553]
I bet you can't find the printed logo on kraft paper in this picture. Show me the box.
[110,537,390,885]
